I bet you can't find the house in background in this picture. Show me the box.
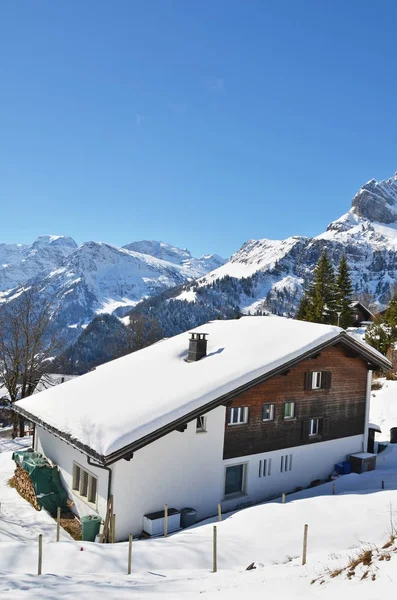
[350,301,376,326]
[14,316,390,541]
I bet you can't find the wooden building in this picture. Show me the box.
[350,301,376,326]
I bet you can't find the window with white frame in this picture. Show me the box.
[72,463,97,504]
[309,418,320,436]
[228,406,249,425]
[284,401,295,419]
[262,403,275,421]
[306,371,331,390]
[224,463,246,496]
[312,371,323,390]
[196,415,207,433]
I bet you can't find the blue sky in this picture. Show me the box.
[1,1,397,258]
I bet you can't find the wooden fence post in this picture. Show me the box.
[127,534,133,575]
[38,534,43,575]
[164,504,168,537]
[111,514,116,543]
[212,525,217,573]
[56,506,61,542]
[302,524,308,566]
[217,503,222,522]
[282,493,286,504]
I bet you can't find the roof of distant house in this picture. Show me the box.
[14,316,391,464]
[33,374,78,394]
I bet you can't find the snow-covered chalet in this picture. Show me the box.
[14,316,390,540]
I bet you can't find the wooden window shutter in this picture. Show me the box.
[322,417,329,436]
[301,420,310,441]
[304,371,312,390]
[324,371,332,389]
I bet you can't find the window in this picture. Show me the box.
[224,464,246,496]
[228,407,249,425]
[196,415,207,433]
[312,371,323,390]
[284,401,295,419]
[72,464,81,491]
[309,418,320,436]
[305,371,331,390]
[72,463,97,505]
[262,404,275,421]
[280,454,293,473]
[267,458,272,476]
[259,459,270,478]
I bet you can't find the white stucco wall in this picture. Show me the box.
[111,406,226,540]
[35,425,108,521]
[221,433,365,513]
[35,422,365,542]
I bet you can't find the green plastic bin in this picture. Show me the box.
[81,515,102,541]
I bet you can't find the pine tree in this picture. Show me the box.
[365,316,393,356]
[306,250,337,324]
[335,255,354,329]
[385,287,397,331]
[296,295,312,321]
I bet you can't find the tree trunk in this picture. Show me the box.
[11,412,19,439]
[18,416,25,438]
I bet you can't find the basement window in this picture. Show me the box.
[72,463,98,505]
[224,463,247,497]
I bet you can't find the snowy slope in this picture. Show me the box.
[2,382,397,597]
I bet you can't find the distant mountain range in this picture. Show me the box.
[0,236,225,344]
[3,171,397,371]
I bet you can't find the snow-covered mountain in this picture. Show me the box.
[0,236,77,293]
[0,236,226,344]
[129,172,397,338]
[123,240,225,276]
[199,172,397,313]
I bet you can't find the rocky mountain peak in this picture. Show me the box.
[351,173,397,223]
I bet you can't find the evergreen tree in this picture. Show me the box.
[385,287,397,333]
[306,250,337,324]
[365,316,393,356]
[335,255,354,328]
[295,295,312,321]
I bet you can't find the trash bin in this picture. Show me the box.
[81,515,102,541]
[180,507,197,528]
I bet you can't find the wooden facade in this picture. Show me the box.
[223,344,368,460]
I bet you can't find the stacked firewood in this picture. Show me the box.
[13,464,40,511]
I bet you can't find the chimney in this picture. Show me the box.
[187,332,208,362]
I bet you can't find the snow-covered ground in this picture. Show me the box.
[0,384,397,598]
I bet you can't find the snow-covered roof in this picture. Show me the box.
[14,316,391,462]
